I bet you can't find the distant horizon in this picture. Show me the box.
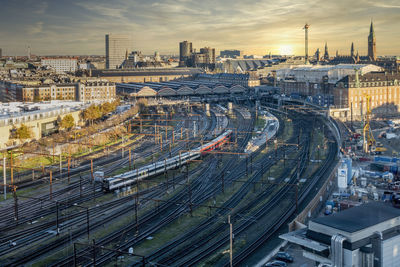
[1,0,400,57]
[2,53,400,58]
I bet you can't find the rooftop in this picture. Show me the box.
[310,202,400,233]
[288,64,379,72]
[90,68,204,77]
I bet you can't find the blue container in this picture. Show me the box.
[389,165,398,175]
[374,156,392,163]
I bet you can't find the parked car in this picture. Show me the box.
[265,260,287,267]
[389,181,400,190]
[275,251,294,263]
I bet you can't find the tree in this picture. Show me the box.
[137,98,148,113]
[83,105,102,125]
[60,114,75,130]
[33,94,41,102]
[15,124,32,141]
[101,102,114,115]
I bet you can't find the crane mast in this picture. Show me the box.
[363,95,375,153]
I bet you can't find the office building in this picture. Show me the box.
[178,41,215,70]
[105,34,133,69]
[281,202,400,267]
[7,80,115,103]
[333,71,400,117]
[179,41,193,67]
[41,58,78,73]
[191,47,215,69]
[0,80,20,102]
[278,64,382,103]
[76,81,116,102]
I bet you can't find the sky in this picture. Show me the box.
[0,0,400,56]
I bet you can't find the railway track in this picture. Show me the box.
[0,110,211,226]
[74,109,292,266]
[50,107,255,267]
[151,114,310,266]
[0,109,216,265]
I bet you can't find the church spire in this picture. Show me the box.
[369,20,375,38]
[368,20,376,61]
[351,42,354,57]
[324,42,329,60]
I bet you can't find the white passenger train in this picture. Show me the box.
[103,130,232,191]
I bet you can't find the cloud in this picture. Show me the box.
[27,21,44,34]
[0,0,399,55]
[34,1,48,14]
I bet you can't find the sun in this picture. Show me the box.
[279,45,293,56]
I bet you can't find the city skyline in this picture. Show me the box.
[1,0,400,56]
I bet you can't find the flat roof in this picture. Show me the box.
[91,68,203,77]
[311,202,400,233]
[280,228,329,252]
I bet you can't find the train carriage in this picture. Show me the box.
[103,130,232,191]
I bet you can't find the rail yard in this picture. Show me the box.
[0,98,339,266]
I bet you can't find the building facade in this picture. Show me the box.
[220,50,243,58]
[105,34,133,69]
[281,202,400,267]
[77,81,116,102]
[0,102,83,148]
[195,73,260,87]
[41,58,78,73]
[334,71,400,117]
[178,41,215,70]
[12,81,115,103]
[278,64,383,107]
[179,41,193,67]
[0,80,20,102]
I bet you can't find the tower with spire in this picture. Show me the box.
[368,20,376,61]
[324,42,329,60]
[350,42,355,58]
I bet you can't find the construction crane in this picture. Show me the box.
[363,95,376,153]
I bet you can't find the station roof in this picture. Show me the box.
[116,80,247,97]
